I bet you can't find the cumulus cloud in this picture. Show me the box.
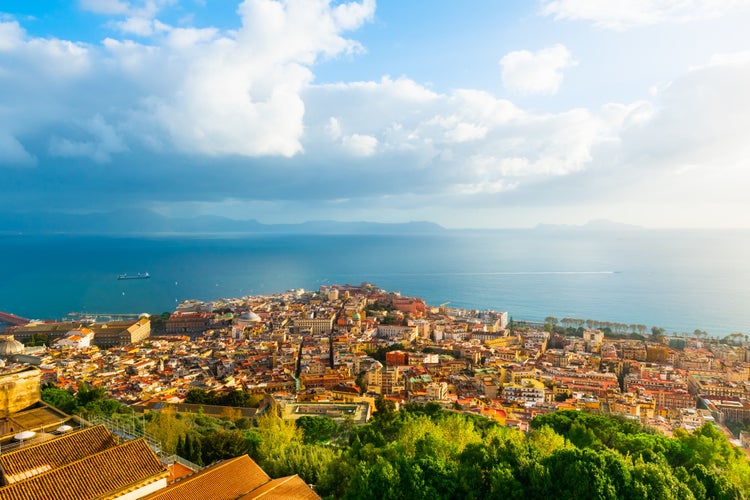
[1,0,376,161]
[304,76,626,196]
[500,44,576,95]
[0,19,24,51]
[2,1,748,227]
[542,0,748,29]
[342,133,378,156]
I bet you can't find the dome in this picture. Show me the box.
[0,335,24,357]
[240,311,261,322]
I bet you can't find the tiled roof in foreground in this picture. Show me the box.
[239,474,320,499]
[0,438,167,500]
[143,455,270,500]
[143,454,319,500]
[0,424,117,483]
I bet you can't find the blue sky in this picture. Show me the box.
[2,0,750,228]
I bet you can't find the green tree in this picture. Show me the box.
[296,415,338,444]
[41,385,78,414]
[201,430,249,464]
[76,383,106,406]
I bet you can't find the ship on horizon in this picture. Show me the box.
[117,272,150,280]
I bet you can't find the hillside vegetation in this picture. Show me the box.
[41,385,750,498]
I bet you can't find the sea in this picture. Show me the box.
[1,229,748,336]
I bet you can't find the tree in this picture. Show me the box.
[76,382,106,406]
[544,316,558,326]
[41,385,78,414]
[201,430,249,464]
[296,415,338,444]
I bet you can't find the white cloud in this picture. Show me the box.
[500,44,576,95]
[542,0,748,30]
[332,0,376,30]
[0,20,24,51]
[3,1,749,228]
[342,133,378,156]
[0,0,376,159]
[304,76,626,194]
[131,0,377,156]
[116,16,170,37]
[325,117,342,139]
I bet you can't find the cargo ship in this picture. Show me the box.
[117,272,150,280]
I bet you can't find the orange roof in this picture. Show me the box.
[143,455,269,500]
[0,425,117,482]
[238,474,320,499]
[167,462,196,483]
[0,438,167,500]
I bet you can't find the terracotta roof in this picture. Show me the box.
[0,438,167,500]
[0,425,117,484]
[142,455,270,500]
[167,461,196,484]
[239,475,320,500]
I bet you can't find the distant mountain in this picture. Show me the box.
[0,210,445,235]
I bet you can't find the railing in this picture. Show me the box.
[85,414,202,471]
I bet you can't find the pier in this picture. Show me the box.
[0,311,31,326]
[65,312,145,323]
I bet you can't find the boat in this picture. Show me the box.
[118,272,150,280]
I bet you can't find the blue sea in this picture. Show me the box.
[1,229,748,336]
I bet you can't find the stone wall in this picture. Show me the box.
[0,366,41,416]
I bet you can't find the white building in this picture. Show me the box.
[53,329,93,349]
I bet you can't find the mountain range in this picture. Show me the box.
[0,209,445,235]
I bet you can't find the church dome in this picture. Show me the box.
[240,311,261,322]
[0,335,24,357]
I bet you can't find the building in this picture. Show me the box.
[583,329,604,353]
[367,367,402,395]
[502,379,545,404]
[53,329,94,349]
[376,325,418,342]
[292,315,334,335]
[166,312,214,338]
[385,350,409,367]
[6,318,150,349]
[425,381,449,401]
[391,297,427,317]
[92,317,151,348]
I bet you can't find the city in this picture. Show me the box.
[2,282,748,447]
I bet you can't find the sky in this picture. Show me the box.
[1,0,750,229]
